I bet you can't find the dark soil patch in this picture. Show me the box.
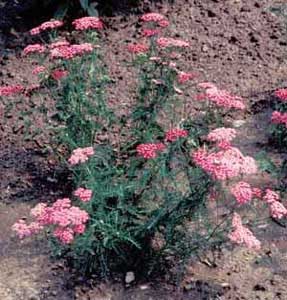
[0,147,72,204]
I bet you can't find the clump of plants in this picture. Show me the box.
[3,13,287,280]
[270,88,287,148]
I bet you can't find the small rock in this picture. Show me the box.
[125,271,135,284]
[202,45,208,52]
[184,283,193,291]
[232,120,246,128]
[139,284,149,290]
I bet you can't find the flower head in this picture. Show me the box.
[50,43,94,60]
[136,143,165,159]
[157,37,189,49]
[165,128,188,142]
[228,213,261,250]
[12,220,43,239]
[207,128,237,143]
[49,40,70,49]
[30,203,47,218]
[192,147,257,181]
[263,189,280,204]
[230,181,253,204]
[275,88,287,101]
[0,85,24,96]
[269,201,287,219]
[127,43,149,54]
[12,220,32,239]
[198,83,245,110]
[141,13,167,23]
[72,17,104,31]
[271,111,287,127]
[23,44,45,56]
[68,147,94,165]
[177,72,196,84]
[53,227,74,244]
[142,28,160,37]
[252,188,262,199]
[158,19,169,28]
[74,187,93,202]
[13,197,89,244]
[32,66,46,75]
[51,69,68,81]
[30,20,64,35]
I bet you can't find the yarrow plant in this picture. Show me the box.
[7,12,284,279]
[270,88,287,147]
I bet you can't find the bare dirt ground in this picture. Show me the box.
[1,0,287,299]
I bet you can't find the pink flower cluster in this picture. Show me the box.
[177,72,196,84]
[192,147,257,181]
[142,28,160,37]
[228,213,261,250]
[157,37,189,49]
[140,13,169,27]
[23,44,45,56]
[165,128,188,142]
[49,40,70,49]
[74,188,93,202]
[12,198,89,244]
[198,83,245,110]
[50,43,94,60]
[51,69,69,81]
[32,66,46,75]
[207,128,237,145]
[262,189,287,219]
[252,188,262,199]
[127,43,149,54]
[30,20,64,35]
[12,220,43,239]
[72,17,104,31]
[68,147,94,165]
[230,181,257,204]
[275,88,287,101]
[271,111,287,127]
[136,143,165,159]
[0,85,24,96]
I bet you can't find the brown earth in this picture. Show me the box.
[1,0,287,299]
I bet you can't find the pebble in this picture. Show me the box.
[202,45,209,52]
[139,284,149,290]
[232,120,246,128]
[125,271,135,284]
[220,282,230,288]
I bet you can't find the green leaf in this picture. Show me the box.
[87,3,99,17]
[53,1,69,19]
[79,0,89,11]
[255,151,278,175]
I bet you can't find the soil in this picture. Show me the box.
[1,0,287,299]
